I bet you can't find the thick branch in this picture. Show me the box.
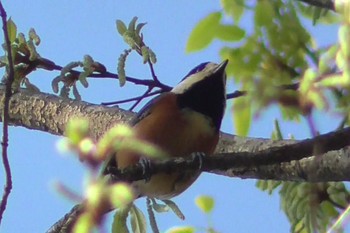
[109,129,350,182]
[1,86,350,181]
[0,87,134,139]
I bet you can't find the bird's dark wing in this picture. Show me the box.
[130,93,166,126]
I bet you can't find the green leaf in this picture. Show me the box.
[151,199,170,213]
[215,25,245,42]
[78,72,89,88]
[136,22,147,35]
[7,18,17,43]
[112,206,131,233]
[65,118,89,145]
[339,25,350,57]
[233,97,251,136]
[29,28,40,45]
[186,12,221,52]
[128,16,138,31]
[256,180,282,195]
[141,46,150,64]
[73,212,94,233]
[254,1,274,27]
[335,0,350,23]
[195,195,214,214]
[312,7,322,25]
[318,45,338,74]
[116,20,127,35]
[130,205,147,233]
[220,0,245,23]
[109,183,134,208]
[271,119,283,140]
[117,49,130,87]
[166,226,196,233]
[162,199,185,220]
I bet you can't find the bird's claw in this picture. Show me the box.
[190,152,206,170]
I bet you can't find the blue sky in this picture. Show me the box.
[0,1,343,233]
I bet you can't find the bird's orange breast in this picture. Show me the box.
[116,93,219,199]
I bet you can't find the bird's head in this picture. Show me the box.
[171,60,228,130]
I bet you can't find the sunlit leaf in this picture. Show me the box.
[221,0,245,23]
[186,12,221,52]
[254,1,274,26]
[128,16,138,31]
[166,226,195,233]
[109,183,134,208]
[116,20,127,35]
[216,25,245,42]
[162,199,185,220]
[339,24,350,57]
[73,212,94,233]
[66,118,89,145]
[318,45,338,74]
[112,207,130,233]
[6,18,17,43]
[233,97,251,136]
[78,138,94,155]
[130,205,147,233]
[195,195,214,214]
[29,28,40,45]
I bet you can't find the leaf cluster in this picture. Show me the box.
[116,17,157,87]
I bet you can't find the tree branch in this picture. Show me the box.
[0,1,14,225]
[295,0,335,11]
[108,128,350,183]
[1,86,350,182]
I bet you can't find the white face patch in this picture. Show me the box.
[171,63,220,94]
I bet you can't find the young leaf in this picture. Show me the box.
[166,226,195,233]
[116,20,127,35]
[233,97,251,136]
[220,0,245,23]
[195,195,214,214]
[112,207,130,233]
[130,205,147,233]
[6,18,17,43]
[215,25,245,42]
[186,12,221,52]
[128,16,138,31]
[162,199,185,220]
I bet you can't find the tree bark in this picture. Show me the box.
[1,86,350,182]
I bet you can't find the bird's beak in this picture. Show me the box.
[214,59,228,75]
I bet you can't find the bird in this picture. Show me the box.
[47,60,228,232]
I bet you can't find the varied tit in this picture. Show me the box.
[103,60,228,199]
[47,61,228,233]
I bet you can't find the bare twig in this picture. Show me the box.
[295,0,335,11]
[129,88,153,111]
[17,56,172,91]
[147,60,160,84]
[101,89,162,106]
[0,1,14,225]
[226,90,247,99]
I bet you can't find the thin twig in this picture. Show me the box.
[129,88,153,111]
[0,1,14,225]
[226,90,247,99]
[22,56,172,91]
[147,60,160,84]
[101,89,162,106]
